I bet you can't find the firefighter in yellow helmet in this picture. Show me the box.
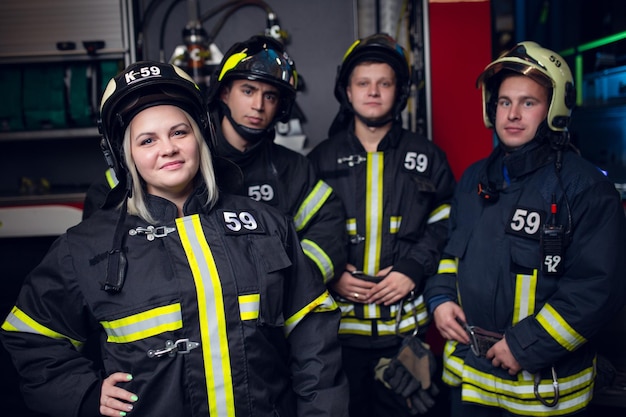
[425,41,626,416]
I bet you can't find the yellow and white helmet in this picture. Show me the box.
[476,41,576,132]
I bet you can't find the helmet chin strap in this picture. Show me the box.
[349,100,395,128]
[499,120,551,153]
[355,112,394,128]
[218,102,272,144]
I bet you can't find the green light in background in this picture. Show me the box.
[560,31,626,57]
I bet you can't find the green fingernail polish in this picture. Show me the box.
[120,412,126,417]
[126,374,133,381]
[131,395,139,402]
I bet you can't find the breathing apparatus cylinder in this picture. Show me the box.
[182,20,210,88]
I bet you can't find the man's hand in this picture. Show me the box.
[330,264,377,303]
[486,336,522,375]
[432,301,470,344]
[366,267,416,306]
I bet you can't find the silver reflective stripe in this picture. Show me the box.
[284,290,336,337]
[301,238,333,282]
[101,304,183,343]
[239,294,260,321]
[460,360,592,413]
[513,271,537,324]
[427,203,450,224]
[346,218,357,234]
[2,306,83,350]
[337,296,428,336]
[364,153,383,275]
[437,258,457,274]
[177,215,235,417]
[536,303,586,351]
[105,167,119,189]
[390,216,401,233]
[442,341,592,414]
[293,180,332,231]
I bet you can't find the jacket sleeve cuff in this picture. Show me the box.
[506,316,541,373]
[392,259,426,292]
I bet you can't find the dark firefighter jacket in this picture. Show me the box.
[213,122,348,285]
[424,142,626,415]
[1,189,349,417]
[308,121,456,348]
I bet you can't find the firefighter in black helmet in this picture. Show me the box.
[330,33,412,134]
[424,41,626,416]
[1,60,349,417]
[308,33,456,417]
[206,35,348,285]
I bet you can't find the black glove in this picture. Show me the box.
[374,337,439,415]
[384,358,422,396]
[407,385,439,415]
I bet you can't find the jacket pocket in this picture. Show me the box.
[446,228,471,260]
[249,235,292,326]
[509,235,540,271]
[396,175,436,240]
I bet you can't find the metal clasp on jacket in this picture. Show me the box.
[534,366,559,407]
[147,339,200,358]
[349,234,365,244]
[129,225,176,241]
[338,154,366,167]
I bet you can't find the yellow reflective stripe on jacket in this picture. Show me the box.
[2,306,83,350]
[364,152,383,275]
[239,294,260,321]
[337,296,428,336]
[536,303,586,351]
[442,339,593,414]
[461,366,593,414]
[346,218,356,236]
[427,203,451,224]
[177,214,235,417]
[437,258,458,274]
[441,340,463,385]
[390,216,401,234]
[104,167,119,189]
[513,270,537,324]
[284,290,337,337]
[301,238,334,282]
[293,180,332,232]
[101,304,183,343]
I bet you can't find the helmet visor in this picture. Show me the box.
[218,47,296,90]
[477,61,553,90]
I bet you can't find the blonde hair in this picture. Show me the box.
[122,109,219,223]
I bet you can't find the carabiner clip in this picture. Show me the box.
[394,297,419,337]
[534,366,559,407]
[147,338,200,358]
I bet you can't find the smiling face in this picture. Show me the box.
[346,62,396,122]
[129,105,200,202]
[494,74,550,150]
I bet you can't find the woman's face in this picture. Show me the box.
[129,105,200,201]
[494,75,549,150]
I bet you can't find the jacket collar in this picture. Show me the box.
[145,184,210,223]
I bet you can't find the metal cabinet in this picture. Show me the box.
[0,0,135,221]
